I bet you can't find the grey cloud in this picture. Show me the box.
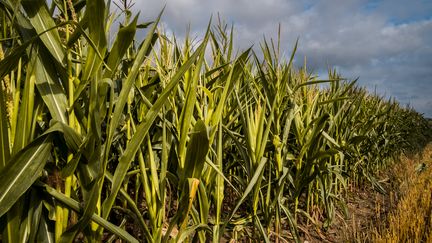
[130,0,432,117]
[291,7,431,68]
[374,0,432,23]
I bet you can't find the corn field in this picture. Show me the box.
[0,0,431,242]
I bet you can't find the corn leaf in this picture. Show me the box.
[0,135,52,218]
[0,84,10,168]
[34,45,68,124]
[228,157,268,221]
[41,183,139,243]
[103,14,139,78]
[21,0,65,63]
[103,35,208,218]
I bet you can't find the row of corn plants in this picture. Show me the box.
[1,0,431,242]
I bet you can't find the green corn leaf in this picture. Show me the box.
[318,97,351,106]
[213,120,224,242]
[40,183,139,243]
[0,83,10,168]
[105,171,152,241]
[27,189,44,243]
[279,203,300,242]
[0,134,52,218]
[102,10,163,170]
[177,224,211,242]
[45,120,83,154]
[209,48,251,134]
[293,79,343,93]
[349,135,368,145]
[59,182,101,243]
[103,33,208,219]
[0,41,30,81]
[34,45,68,124]
[36,213,55,243]
[197,182,210,224]
[21,0,65,63]
[11,53,37,154]
[321,131,341,149]
[228,157,268,221]
[178,25,210,168]
[204,157,239,195]
[183,120,210,181]
[254,215,270,243]
[81,0,107,82]
[104,14,139,78]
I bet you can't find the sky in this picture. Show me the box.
[118,0,432,117]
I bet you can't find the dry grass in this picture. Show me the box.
[372,143,432,242]
[303,143,432,243]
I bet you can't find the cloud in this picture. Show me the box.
[127,0,432,117]
[374,0,432,23]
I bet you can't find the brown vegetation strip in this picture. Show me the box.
[303,143,432,242]
[372,143,432,242]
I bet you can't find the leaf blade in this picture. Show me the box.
[0,135,52,217]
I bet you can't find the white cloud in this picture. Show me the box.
[127,0,432,116]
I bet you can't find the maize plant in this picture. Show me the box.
[0,0,431,242]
